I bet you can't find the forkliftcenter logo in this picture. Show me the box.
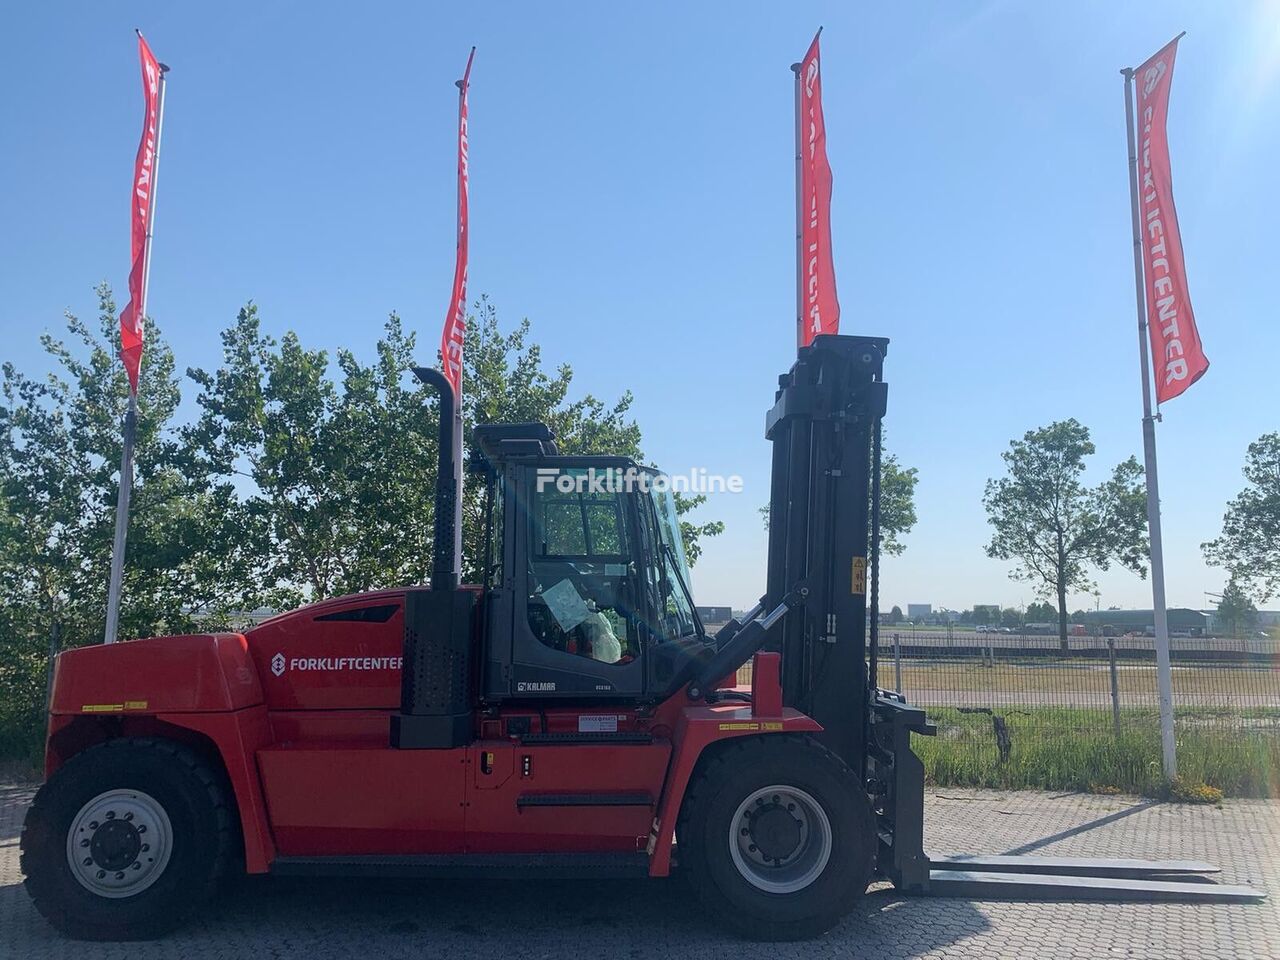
[271,653,403,677]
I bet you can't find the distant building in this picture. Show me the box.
[1079,608,1209,636]
[696,605,733,626]
[907,603,932,619]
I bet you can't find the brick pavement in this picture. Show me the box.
[2,782,1276,959]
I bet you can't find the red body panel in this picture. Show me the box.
[158,708,277,872]
[465,740,670,853]
[646,702,821,876]
[257,745,467,855]
[46,592,808,879]
[246,590,407,711]
[50,633,262,715]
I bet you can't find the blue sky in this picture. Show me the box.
[2,2,1278,614]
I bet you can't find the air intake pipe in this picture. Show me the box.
[413,366,460,591]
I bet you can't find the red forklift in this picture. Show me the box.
[20,336,1264,941]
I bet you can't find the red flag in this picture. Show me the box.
[439,49,475,398]
[1136,36,1207,403]
[119,32,162,394]
[797,33,840,348]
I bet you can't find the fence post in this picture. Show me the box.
[893,632,902,692]
[1107,637,1121,737]
[45,621,62,713]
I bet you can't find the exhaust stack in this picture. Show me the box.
[412,366,460,591]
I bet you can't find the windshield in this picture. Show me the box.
[644,474,702,641]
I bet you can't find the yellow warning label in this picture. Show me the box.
[81,700,148,714]
[718,721,786,732]
[851,556,867,595]
[761,721,784,731]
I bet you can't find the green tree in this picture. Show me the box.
[1214,577,1258,638]
[1025,600,1056,622]
[186,305,441,608]
[983,419,1148,651]
[888,604,904,623]
[1202,432,1280,603]
[0,286,254,762]
[879,453,919,556]
[758,447,919,554]
[187,298,719,598]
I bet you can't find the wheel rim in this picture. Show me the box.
[728,784,833,894]
[65,788,173,899]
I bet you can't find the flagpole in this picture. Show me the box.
[1122,65,1177,778]
[791,56,804,351]
[450,59,470,574]
[104,60,169,645]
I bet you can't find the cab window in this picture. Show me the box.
[525,470,638,665]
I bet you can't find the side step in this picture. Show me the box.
[921,855,1264,902]
[271,852,650,880]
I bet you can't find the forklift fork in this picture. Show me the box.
[869,694,1265,904]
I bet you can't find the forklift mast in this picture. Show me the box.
[762,334,887,768]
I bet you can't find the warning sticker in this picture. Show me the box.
[578,714,620,733]
[851,556,867,595]
[717,721,784,732]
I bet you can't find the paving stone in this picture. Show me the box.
[1,782,1275,959]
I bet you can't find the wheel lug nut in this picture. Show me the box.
[137,825,147,834]
[89,821,99,830]
[141,843,149,852]
[96,870,106,879]
[748,844,757,852]
[115,871,125,880]
[83,857,93,866]
[755,798,764,806]
[80,839,90,847]
[740,827,749,836]
[772,795,780,803]
[124,812,134,821]
[787,803,796,811]
[132,862,142,870]
[105,811,115,819]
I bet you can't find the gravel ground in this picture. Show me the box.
[1,781,1276,959]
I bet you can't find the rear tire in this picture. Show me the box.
[21,737,239,940]
[676,735,875,941]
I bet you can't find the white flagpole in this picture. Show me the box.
[104,61,169,645]
[790,55,804,351]
[1122,65,1177,778]
[449,58,471,576]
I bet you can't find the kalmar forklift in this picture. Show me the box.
[21,337,1264,941]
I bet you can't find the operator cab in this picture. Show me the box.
[472,422,712,702]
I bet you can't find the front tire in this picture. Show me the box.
[676,735,875,941]
[21,737,239,940]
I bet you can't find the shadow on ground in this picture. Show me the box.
[11,873,993,960]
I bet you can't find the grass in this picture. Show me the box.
[914,706,1280,798]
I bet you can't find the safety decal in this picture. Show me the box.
[80,701,148,713]
[851,556,867,595]
[717,721,784,732]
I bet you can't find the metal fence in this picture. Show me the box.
[878,629,1279,712]
[875,630,1280,790]
[735,629,1279,792]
